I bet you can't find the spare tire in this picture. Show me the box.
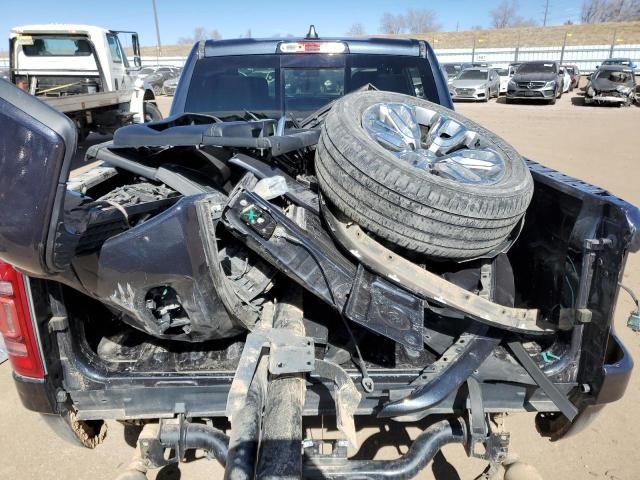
[315,91,534,261]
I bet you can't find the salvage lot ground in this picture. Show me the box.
[1,90,639,480]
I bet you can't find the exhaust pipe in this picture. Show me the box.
[303,417,467,480]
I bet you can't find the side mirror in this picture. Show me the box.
[132,33,142,68]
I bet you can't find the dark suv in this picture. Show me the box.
[506,61,563,104]
[0,33,637,479]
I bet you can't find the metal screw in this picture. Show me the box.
[239,199,248,207]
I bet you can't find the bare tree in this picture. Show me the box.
[346,22,365,36]
[491,1,537,28]
[193,27,208,41]
[405,8,441,33]
[607,0,640,20]
[176,27,222,44]
[380,12,406,34]
[580,0,608,22]
[581,0,640,22]
[490,1,519,28]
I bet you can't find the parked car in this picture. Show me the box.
[449,67,500,101]
[597,57,638,72]
[136,65,176,80]
[559,66,572,93]
[0,33,638,479]
[562,64,580,90]
[441,62,472,85]
[162,76,179,96]
[143,68,180,95]
[494,67,510,94]
[506,60,563,104]
[585,64,636,106]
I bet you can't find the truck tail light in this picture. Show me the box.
[0,261,44,378]
[278,41,347,54]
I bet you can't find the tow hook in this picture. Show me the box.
[619,283,640,332]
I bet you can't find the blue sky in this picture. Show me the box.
[2,0,584,46]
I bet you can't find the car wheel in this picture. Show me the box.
[483,89,489,102]
[548,96,556,105]
[152,85,162,96]
[143,102,163,122]
[315,91,534,261]
[506,98,514,104]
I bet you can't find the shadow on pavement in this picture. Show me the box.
[432,451,462,480]
[156,463,181,479]
[571,96,588,106]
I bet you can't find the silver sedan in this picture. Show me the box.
[449,68,500,102]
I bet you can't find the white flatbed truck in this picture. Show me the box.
[9,24,162,140]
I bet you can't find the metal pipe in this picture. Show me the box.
[303,418,467,479]
[159,423,229,467]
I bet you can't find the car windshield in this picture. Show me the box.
[184,54,438,120]
[495,68,508,76]
[517,62,556,74]
[595,69,634,85]
[457,69,487,80]
[564,67,575,74]
[139,67,155,75]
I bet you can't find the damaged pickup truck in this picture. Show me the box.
[1,33,639,479]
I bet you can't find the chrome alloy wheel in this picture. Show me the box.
[361,102,506,185]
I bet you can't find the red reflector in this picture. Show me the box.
[278,41,347,54]
[0,261,44,378]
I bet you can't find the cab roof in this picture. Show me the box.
[200,37,426,57]
[10,24,110,38]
